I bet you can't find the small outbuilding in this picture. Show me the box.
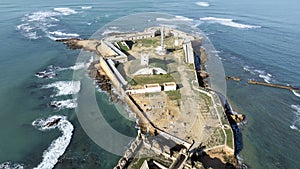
[144,83,162,93]
[163,82,177,91]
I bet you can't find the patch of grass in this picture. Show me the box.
[166,90,181,100]
[225,128,233,149]
[130,158,147,169]
[133,74,175,85]
[135,37,160,47]
[128,79,137,86]
[117,41,130,51]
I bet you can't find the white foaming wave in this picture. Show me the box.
[200,17,261,29]
[290,105,300,132]
[50,98,77,109]
[16,8,78,40]
[156,15,194,22]
[49,31,80,37]
[43,81,80,96]
[57,62,88,71]
[16,23,40,40]
[68,62,87,70]
[0,162,24,169]
[101,29,122,36]
[292,90,300,97]
[35,71,57,79]
[53,8,77,15]
[196,1,210,7]
[258,74,271,83]
[32,115,74,169]
[81,6,92,10]
[26,11,60,22]
[243,65,273,83]
[48,31,80,40]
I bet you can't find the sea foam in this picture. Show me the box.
[290,105,300,132]
[49,31,80,38]
[292,90,300,98]
[200,17,261,29]
[16,8,79,40]
[81,6,92,10]
[196,1,210,7]
[32,115,74,169]
[0,162,24,169]
[43,81,80,96]
[50,98,77,109]
[156,15,194,22]
[53,8,78,15]
[243,65,274,83]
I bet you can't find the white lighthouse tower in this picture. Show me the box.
[156,25,167,55]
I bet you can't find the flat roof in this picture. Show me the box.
[163,82,176,86]
[144,83,160,88]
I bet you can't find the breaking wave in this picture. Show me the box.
[43,81,80,96]
[50,98,77,109]
[290,105,300,132]
[53,8,78,15]
[200,17,261,29]
[81,6,92,10]
[196,1,210,7]
[243,65,273,83]
[0,162,24,169]
[48,31,80,40]
[292,90,300,98]
[36,62,88,79]
[35,65,60,79]
[156,15,194,22]
[101,29,122,36]
[16,8,79,40]
[32,115,74,169]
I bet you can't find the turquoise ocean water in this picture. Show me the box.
[0,0,299,168]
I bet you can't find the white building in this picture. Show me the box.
[144,83,161,93]
[163,82,177,91]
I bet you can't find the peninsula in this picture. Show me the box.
[59,26,245,169]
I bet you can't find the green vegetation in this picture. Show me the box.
[205,127,225,148]
[131,158,147,169]
[166,90,181,100]
[133,74,175,85]
[135,37,160,47]
[188,63,195,70]
[128,79,137,86]
[199,92,213,107]
[225,128,234,149]
[117,41,130,51]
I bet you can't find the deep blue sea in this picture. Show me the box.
[0,0,299,168]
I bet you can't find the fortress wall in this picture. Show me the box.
[98,41,118,57]
[99,57,121,90]
[107,59,128,86]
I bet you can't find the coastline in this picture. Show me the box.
[60,25,245,168]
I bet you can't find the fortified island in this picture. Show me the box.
[59,26,246,169]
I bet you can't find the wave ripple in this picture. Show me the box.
[196,2,210,7]
[0,162,24,169]
[200,17,261,29]
[43,81,80,96]
[16,7,79,40]
[290,105,300,132]
[32,115,74,169]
